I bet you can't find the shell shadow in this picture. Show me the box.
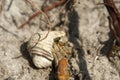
[20,42,39,69]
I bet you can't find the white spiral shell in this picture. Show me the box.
[27,31,65,68]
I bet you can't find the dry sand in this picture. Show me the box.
[0,0,119,80]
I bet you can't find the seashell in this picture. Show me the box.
[27,31,65,68]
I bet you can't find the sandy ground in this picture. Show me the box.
[0,0,120,80]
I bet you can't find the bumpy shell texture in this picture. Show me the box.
[27,31,65,68]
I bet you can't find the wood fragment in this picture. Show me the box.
[57,57,69,80]
[103,0,120,44]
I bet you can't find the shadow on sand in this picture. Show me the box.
[20,42,39,69]
[66,5,92,80]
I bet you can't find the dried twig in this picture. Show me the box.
[57,57,69,80]
[103,0,120,43]
[103,0,120,58]
[22,0,53,41]
[19,0,67,28]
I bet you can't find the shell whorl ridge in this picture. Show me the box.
[27,31,66,68]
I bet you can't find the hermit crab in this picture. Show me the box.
[27,31,73,68]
